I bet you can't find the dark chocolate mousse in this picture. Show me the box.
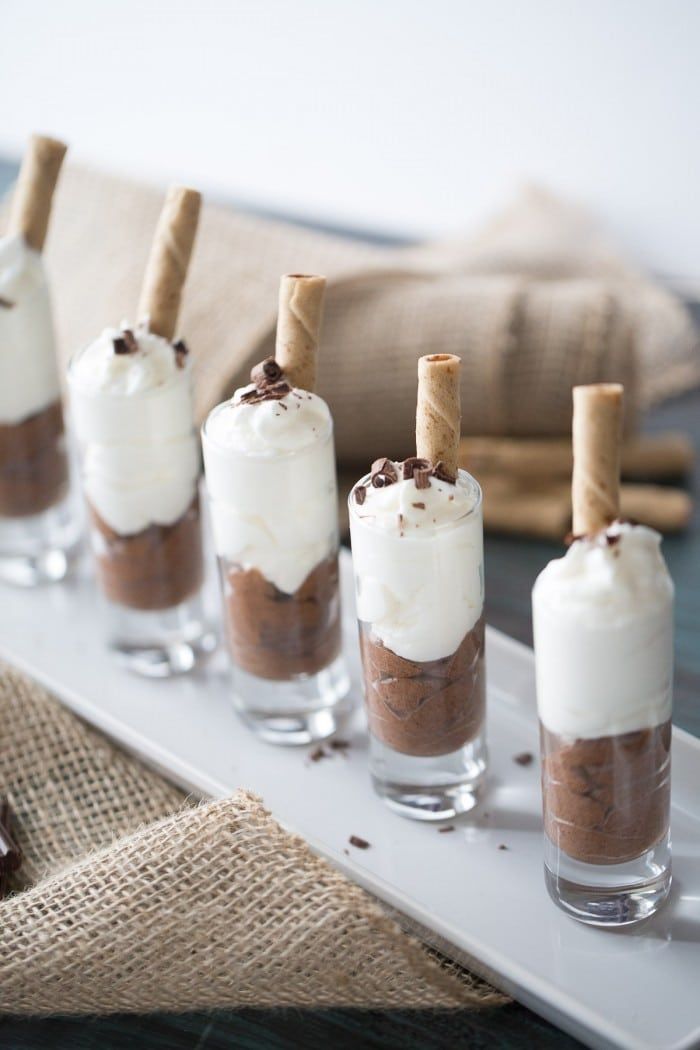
[89,496,204,611]
[359,615,486,757]
[0,400,68,517]
[541,721,671,864]
[223,554,342,680]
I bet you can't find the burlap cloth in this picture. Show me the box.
[2,168,697,463]
[0,664,506,1016]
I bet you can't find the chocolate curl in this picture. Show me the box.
[275,274,326,392]
[572,383,623,536]
[7,134,67,252]
[415,354,461,480]
[137,186,201,341]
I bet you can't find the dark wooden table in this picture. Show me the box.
[1,158,698,1049]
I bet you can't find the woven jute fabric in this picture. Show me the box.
[2,168,696,464]
[0,664,505,1016]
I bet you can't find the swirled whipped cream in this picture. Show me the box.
[349,460,483,662]
[202,362,338,595]
[0,234,61,425]
[533,522,674,739]
[68,323,199,535]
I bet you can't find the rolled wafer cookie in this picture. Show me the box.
[138,186,201,341]
[571,383,623,536]
[275,274,326,392]
[415,353,461,480]
[8,134,67,252]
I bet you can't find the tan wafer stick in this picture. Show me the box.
[415,354,461,479]
[138,186,201,341]
[274,274,326,391]
[8,134,67,252]
[572,383,623,535]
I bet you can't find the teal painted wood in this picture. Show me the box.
[1,156,697,1048]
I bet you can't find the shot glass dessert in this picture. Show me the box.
[533,384,673,926]
[68,187,214,676]
[349,354,486,819]
[0,135,80,584]
[202,274,350,744]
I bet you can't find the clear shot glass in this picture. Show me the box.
[68,358,215,677]
[348,469,486,820]
[202,406,351,745]
[533,565,673,926]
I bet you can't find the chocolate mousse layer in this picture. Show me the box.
[223,555,341,680]
[360,615,486,757]
[0,400,68,517]
[89,496,203,611]
[541,721,671,864]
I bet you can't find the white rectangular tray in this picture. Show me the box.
[1,548,699,1050]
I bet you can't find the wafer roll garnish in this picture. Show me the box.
[415,354,461,481]
[138,186,201,341]
[275,274,326,392]
[572,383,623,536]
[8,134,67,252]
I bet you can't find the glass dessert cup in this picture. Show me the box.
[541,720,672,926]
[349,469,487,820]
[203,410,351,745]
[0,405,81,585]
[68,358,215,678]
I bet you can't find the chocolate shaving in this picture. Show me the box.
[308,746,328,763]
[251,357,283,386]
[498,844,509,851]
[0,296,15,309]
[173,339,189,368]
[514,752,534,767]
[0,797,22,898]
[354,485,367,506]
[438,825,456,834]
[414,467,432,490]
[411,502,426,510]
[329,739,350,751]
[370,457,398,488]
[605,532,621,546]
[402,456,430,480]
[349,835,370,850]
[113,328,139,356]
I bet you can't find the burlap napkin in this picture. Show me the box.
[2,167,697,464]
[0,664,505,1016]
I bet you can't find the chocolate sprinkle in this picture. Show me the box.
[514,751,534,767]
[308,746,328,763]
[329,739,350,751]
[438,825,456,834]
[0,296,15,309]
[173,339,189,368]
[411,501,426,510]
[498,844,509,851]
[349,835,370,850]
[354,485,367,506]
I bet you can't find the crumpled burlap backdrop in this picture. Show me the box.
[3,167,698,463]
[0,664,506,1016]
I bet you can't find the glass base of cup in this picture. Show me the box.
[106,593,217,678]
[544,831,672,927]
[0,495,81,586]
[231,654,352,745]
[369,730,487,821]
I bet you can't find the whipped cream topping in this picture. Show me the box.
[0,234,61,425]
[533,522,674,739]
[349,465,484,663]
[202,384,338,595]
[68,324,199,535]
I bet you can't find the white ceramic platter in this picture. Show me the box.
[0,549,698,1050]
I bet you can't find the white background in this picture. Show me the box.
[1,0,698,281]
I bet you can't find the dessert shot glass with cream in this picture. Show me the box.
[0,135,81,584]
[533,384,673,926]
[202,274,350,744]
[348,354,486,820]
[68,187,215,676]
